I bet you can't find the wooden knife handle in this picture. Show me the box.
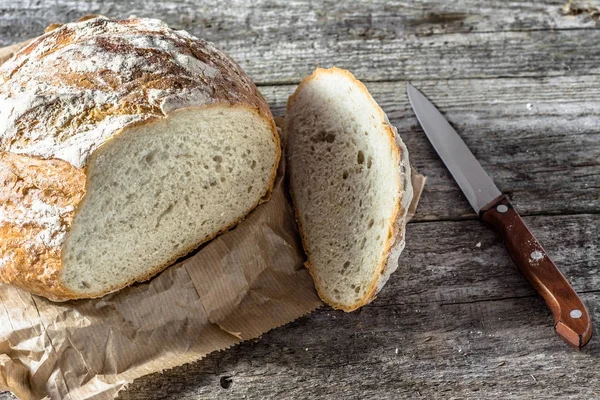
[480,195,592,350]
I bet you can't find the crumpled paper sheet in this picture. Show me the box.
[0,40,425,400]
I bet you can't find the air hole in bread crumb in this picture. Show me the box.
[343,171,349,179]
[251,160,257,169]
[81,281,90,289]
[220,177,226,182]
[368,218,374,229]
[210,181,217,187]
[357,151,365,164]
[216,164,222,172]
[343,261,350,270]
[367,157,372,169]
[355,286,361,294]
[360,237,367,249]
[213,155,222,163]
[247,186,253,193]
[204,165,209,169]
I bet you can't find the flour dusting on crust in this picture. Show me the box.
[0,16,264,168]
[0,199,74,247]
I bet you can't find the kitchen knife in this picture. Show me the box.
[406,83,592,350]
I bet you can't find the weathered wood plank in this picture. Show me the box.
[110,213,599,399]
[2,0,598,42]
[116,294,600,399]
[260,75,600,220]
[1,1,600,84]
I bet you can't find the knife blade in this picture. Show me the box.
[406,83,592,350]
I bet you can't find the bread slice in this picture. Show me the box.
[61,107,278,297]
[285,68,412,311]
[0,17,279,301]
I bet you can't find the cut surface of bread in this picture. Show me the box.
[285,68,412,311]
[62,107,277,296]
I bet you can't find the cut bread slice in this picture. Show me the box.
[285,68,413,311]
[62,106,279,296]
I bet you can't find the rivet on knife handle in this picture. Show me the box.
[480,195,592,350]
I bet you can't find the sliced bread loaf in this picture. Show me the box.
[285,68,412,311]
[0,17,280,301]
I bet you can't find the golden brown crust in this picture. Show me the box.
[286,67,410,312]
[0,152,85,301]
[0,18,279,301]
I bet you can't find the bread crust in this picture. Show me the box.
[286,67,412,312]
[0,17,279,301]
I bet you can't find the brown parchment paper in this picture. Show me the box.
[0,40,426,400]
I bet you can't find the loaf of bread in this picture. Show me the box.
[285,68,413,311]
[0,17,280,301]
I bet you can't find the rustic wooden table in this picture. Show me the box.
[1,0,599,399]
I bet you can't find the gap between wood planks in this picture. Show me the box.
[341,25,600,40]
[366,289,600,309]
[410,210,600,224]
[439,289,600,307]
[256,72,600,87]
[256,72,600,88]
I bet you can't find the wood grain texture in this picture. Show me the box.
[1,0,600,84]
[1,0,599,399]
